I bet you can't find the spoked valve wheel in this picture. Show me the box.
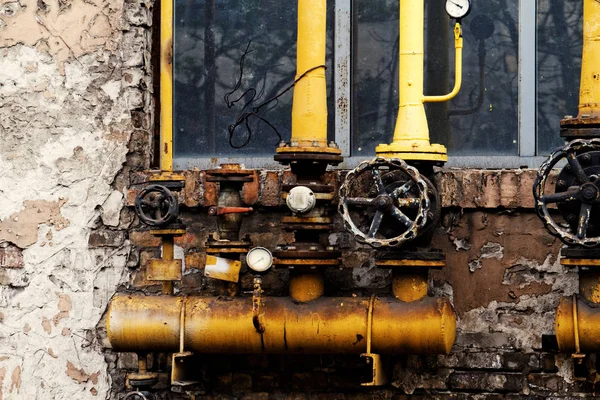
[533,138,600,247]
[134,184,179,227]
[338,157,431,248]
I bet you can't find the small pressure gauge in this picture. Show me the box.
[445,0,471,20]
[246,247,273,273]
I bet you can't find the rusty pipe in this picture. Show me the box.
[107,295,456,355]
[555,296,600,353]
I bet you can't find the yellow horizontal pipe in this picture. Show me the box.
[107,295,456,355]
[556,296,600,353]
[423,23,463,103]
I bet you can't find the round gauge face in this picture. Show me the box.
[445,0,471,19]
[246,247,273,272]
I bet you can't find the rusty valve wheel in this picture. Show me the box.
[533,138,600,247]
[134,184,179,227]
[339,157,430,248]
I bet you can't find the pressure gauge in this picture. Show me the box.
[246,247,273,273]
[445,0,471,20]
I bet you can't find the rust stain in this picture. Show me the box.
[61,327,71,336]
[0,199,69,249]
[41,317,52,334]
[22,324,31,333]
[9,366,20,393]
[242,171,260,205]
[66,361,89,384]
[53,293,71,326]
[89,371,100,385]
[0,367,6,400]
[47,348,58,358]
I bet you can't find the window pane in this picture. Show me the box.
[536,0,582,155]
[353,1,519,156]
[173,0,334,162]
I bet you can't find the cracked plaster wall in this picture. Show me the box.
[0,0,152,397]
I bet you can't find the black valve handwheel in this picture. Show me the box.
[533,138,600,247]
[339,157,430,248]
[134,184,179,227]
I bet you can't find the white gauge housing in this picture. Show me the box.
[246,247,273,272]
[445,0,471,19]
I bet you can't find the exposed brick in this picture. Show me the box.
[448,371,523,392]
[0,243,23,268]
[129,230,161,248]
[88,229,126,248]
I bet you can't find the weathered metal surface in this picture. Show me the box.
[107,295,456,354]
[555,296,600,353]
[392,271,428,302]
[147,259,182,281]
[289,270,325,302]
[204,255,241,283]
[339,158,430,248]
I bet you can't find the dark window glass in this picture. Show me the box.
[536,0,582,155]
[354,0,519,156]
[173,0,334,163]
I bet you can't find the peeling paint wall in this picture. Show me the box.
[0,0,152,397]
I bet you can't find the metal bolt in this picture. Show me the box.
[567,214,577,223]
[582,154,592,164]
[557,180,567,190]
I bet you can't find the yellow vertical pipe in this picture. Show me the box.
[392,0,429,145]
[578,0,600,117]
[160,0,174,172]
[291,0,328,145]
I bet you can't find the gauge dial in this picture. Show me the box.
[445,0,471,20]
[246,247,273,272]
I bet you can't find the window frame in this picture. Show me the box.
[171,0,548,171]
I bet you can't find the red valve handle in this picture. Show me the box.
[208,206,253,216]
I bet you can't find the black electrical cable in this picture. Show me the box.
[224,42,326,149]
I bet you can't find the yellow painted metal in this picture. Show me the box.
[579,270,600,303]
[204,255,242,283]
[577,0,600,118]
[561,258,600,267]
[289,270,325,302]
[147,259,182,281]
[160,0,174,172]
[392,271,428,302]
[375,0,465,162]
[149,173,185,182]
[423,24,463,103]
[107,295,456,355]
[555,296,600,354]
[361,296,387,386]
[275,0,341,156]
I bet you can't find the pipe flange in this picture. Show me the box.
[339,157,430,248]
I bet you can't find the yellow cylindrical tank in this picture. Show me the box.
[107,295,456,355]
[556,296,600,353]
